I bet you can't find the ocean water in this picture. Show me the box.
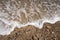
[0,0,60,35]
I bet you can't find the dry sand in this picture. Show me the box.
[0,21,60,40]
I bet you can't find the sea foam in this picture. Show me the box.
[0,0,60,35]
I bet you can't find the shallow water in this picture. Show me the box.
[0,0,60,35]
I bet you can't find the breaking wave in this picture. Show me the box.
[0,0,60,35]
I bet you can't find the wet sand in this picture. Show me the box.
[0,21,60,40]
[0,0,60,40]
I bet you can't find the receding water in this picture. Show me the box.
[0,0,60,35]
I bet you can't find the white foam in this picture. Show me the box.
[0,0,60,35]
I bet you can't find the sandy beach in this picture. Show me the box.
[0,21,60,40]
[0,0,60,40]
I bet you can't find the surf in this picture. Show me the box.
[0,0,60,35]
